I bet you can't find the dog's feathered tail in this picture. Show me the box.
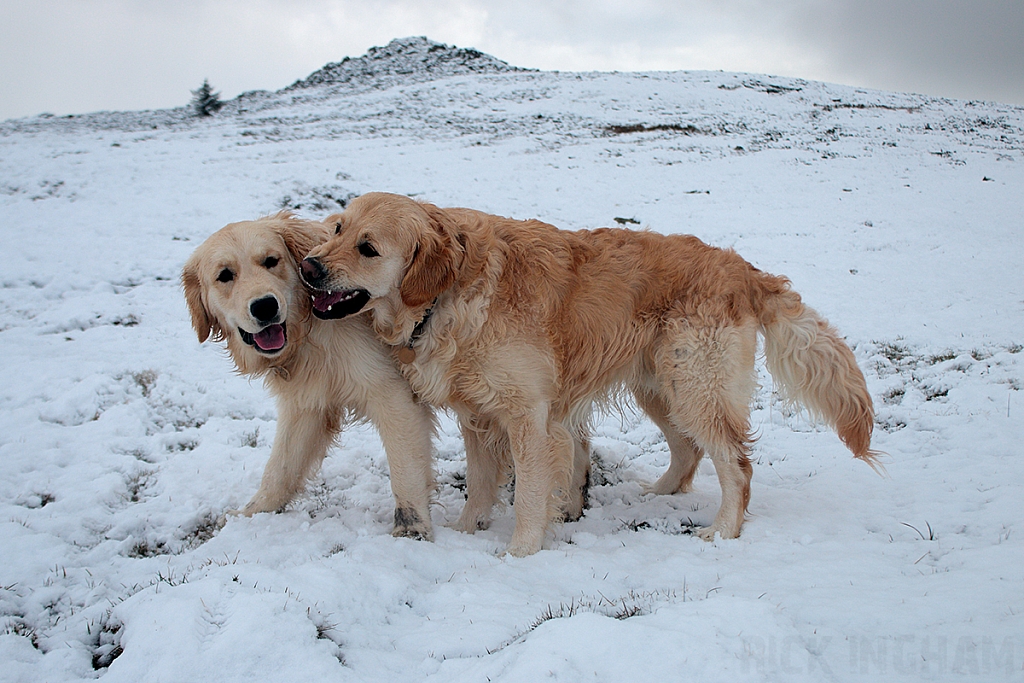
[757,279,884,473]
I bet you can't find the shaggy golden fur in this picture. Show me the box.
[182,213,436,539]
[301,192,880,556]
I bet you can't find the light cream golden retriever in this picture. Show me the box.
[182,212,436,540]
[300,192,880,556]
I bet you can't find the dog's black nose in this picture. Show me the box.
[250,296,279,323]
[301,257,327,285]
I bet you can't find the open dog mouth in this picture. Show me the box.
[238,323,287,354]
[310,288,370,320]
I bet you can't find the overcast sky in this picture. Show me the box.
[2,0,1023,121]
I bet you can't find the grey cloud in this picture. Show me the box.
[781,0,1024,101]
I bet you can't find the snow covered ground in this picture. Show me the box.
[1,38,1022,681]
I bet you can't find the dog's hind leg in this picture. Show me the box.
[657,320,758,541]
[237,403,340,516]
[633,388,704,495]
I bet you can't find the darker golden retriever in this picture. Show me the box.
[300,192,879,556]
[182,213,436,539]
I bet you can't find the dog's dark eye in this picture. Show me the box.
[217,268,234,283]
[334,222,342,235]
[358,242,379,258]
[263,256,279,269]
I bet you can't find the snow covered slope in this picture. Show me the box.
[1,37,1022,682]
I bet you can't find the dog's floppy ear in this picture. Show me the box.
[181,258,220,343]
[400,203,462,309]
[274,211,329,264]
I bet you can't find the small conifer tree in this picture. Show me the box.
[191,79,223,117]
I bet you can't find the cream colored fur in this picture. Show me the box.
[305,193,879,556]
[182,213,436,539]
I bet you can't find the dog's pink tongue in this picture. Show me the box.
[312,291,346,312]
[254,324,285,351]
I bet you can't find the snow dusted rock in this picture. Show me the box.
[287,36,529,91]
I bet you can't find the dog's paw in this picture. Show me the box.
[453,511,490,534]
[560,489,588,523]
[392,526,433,542]
[505,527,545,557]
[231,497,284,517]
[643,477,687,496]
[560,506,585,523]
[392,507,433,541]
[505,539,542,558]
[696,523,740,542]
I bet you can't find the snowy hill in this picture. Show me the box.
[1,38,1022,682]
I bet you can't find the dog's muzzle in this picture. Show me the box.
[301,258,370,319]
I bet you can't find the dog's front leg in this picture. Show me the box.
[366,385,436,541]
[234,402,338,516]
[505,410,573,557]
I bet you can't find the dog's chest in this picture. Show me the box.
[402,350,499,415]
[399,296,491,407]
